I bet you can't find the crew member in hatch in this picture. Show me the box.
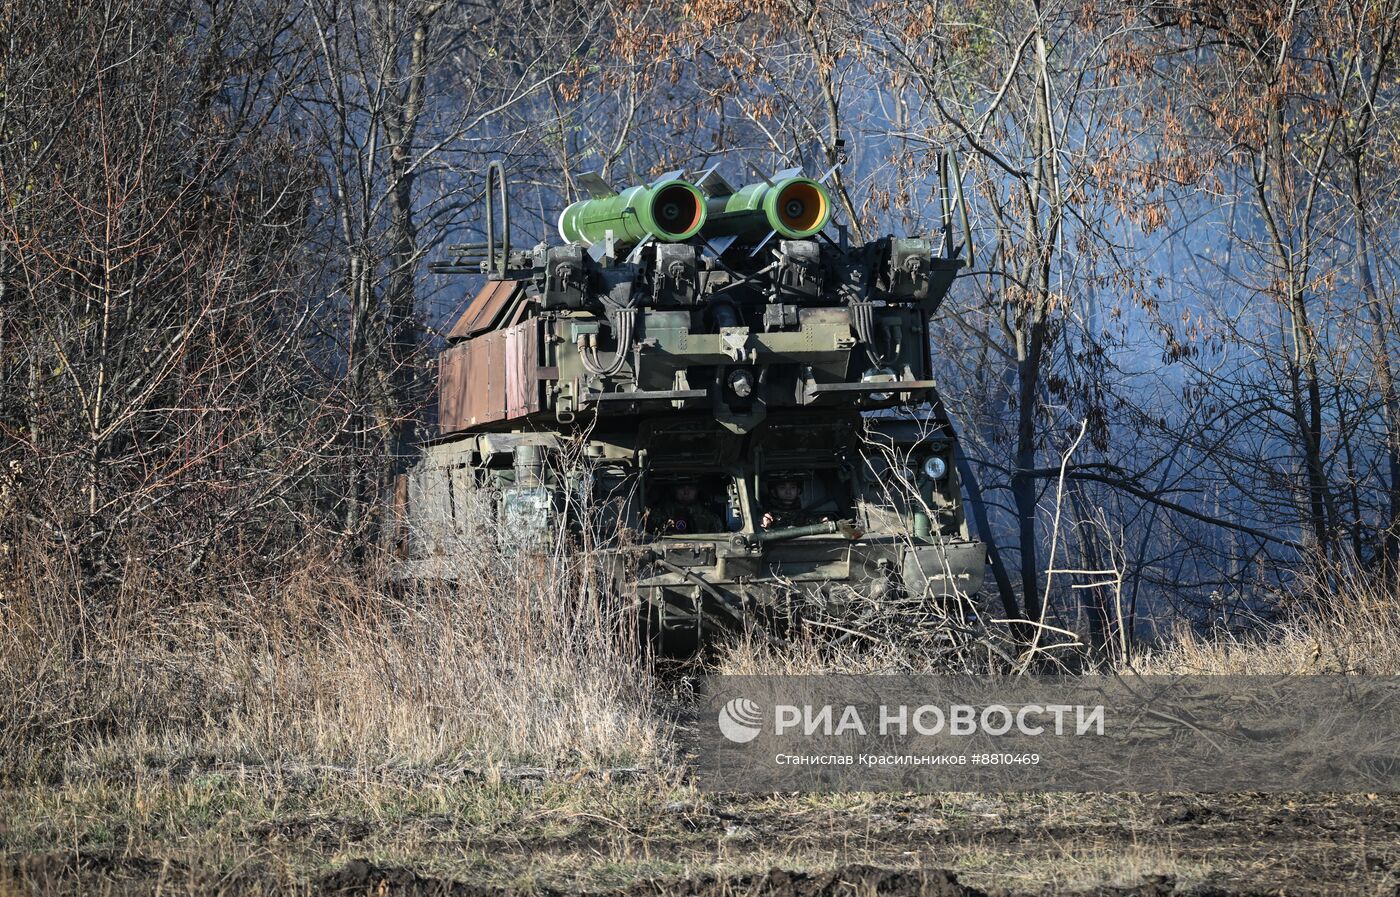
[653,479,723,534]
[760,474,828,529]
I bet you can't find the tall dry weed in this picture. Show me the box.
[0,534,664,783]
[1132,567,1400,674]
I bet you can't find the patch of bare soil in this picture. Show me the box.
[317,862,980,897]
[4,794,1398,897]
[2,857,1177,897]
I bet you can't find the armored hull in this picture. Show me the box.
[395,162,986,647]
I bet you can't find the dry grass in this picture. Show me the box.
[4,535,1400,894]
[713,566,1400,679]
[5,537,1397,785]
[0,539,665,786]
[1132,568,1400,675]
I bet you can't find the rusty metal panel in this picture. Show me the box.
[437,345,468,431]
[438,348,457,428]
[447,280,519,342]
[482,328,506,421]
[438,319,540,434]
[505,321,538,418]
[505,325,523,417]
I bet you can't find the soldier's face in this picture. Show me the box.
[773,481,801,504]
[674,484,698,503]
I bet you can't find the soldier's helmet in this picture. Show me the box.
[767,474,804,508]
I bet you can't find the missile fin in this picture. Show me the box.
[625,234,655,265]
[577,172,616,198]
[816,162,841,184]
[748,228,779,256]
[771,166,803,180]
[651,169,684,187]
[587,241,609,262]
[750,165,775,187]
[700,234,738,259]
[695,164,735,197]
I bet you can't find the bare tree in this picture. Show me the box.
[1142,0,1400,585]
[0,0,333,621]
[292,0,590,542]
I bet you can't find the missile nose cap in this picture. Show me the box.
[647,181,706,241]
[770,178,831,238]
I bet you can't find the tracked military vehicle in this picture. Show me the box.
[395,159,985,648]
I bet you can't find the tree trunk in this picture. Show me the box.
[382,3,436,478]
[1351,154,1400,578]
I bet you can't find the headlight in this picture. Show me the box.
[861,367,897,403]
[922,455,948,480]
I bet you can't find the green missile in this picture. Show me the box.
[704,176,832,241]
[557,179,707,248]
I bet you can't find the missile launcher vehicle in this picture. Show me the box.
[395,159,985,649]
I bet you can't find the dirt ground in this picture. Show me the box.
[3,773,1397,897]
